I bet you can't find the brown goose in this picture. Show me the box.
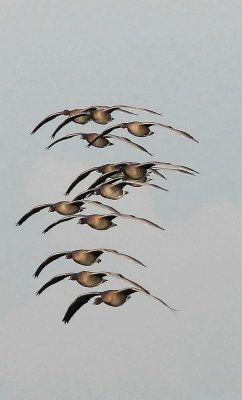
[65,161,198,195]
[16,200,118,226]
[45,133,152,156]
[87,121,199,147]
[73,178,167,202]
[36,271,148,295]
[34,248,146,278]
[63,287,177,323]
[42,212,164,234]
[30,104,162,135]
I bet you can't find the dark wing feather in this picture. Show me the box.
[33,252,68,278]
[46,134,81,150]
[104,106,137,115]
[51,113,89,139]
[16,204,51,226]
[118,288,138,296]
[64,166,99,196]
[62,292,100,323]
[42,216,79,234]
[36,273,71,295]
[143,122,199,143]
[72,188,95,201]
[31,111,67,134]
[98,249,147,268]
[107,134,153,156]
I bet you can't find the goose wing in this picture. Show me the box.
[142,291,177,312]
[62,292,100,323]
[42,215,80,234]
[107,134,153,156]
[88,171,122,189]
[96,249,147,268]
[64,166,99,195]
[142,122,198,143]
[80,200,120,214]
[33,251,68,278]
[46,133,81,150]
[86,123,123,147]
[16,204,51,226]
[51,112,90,139]
[102,272,149,291]
[116,213,164,230]
[31,110,68,134]
[146,161,198,174]
[36,273,71,295]
[117,180,168,191]
[115,105,163,116]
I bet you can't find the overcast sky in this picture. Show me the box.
[1,1,242,399]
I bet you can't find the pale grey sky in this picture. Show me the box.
[0,1,242,399]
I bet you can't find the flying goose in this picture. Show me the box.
[16,200,118,226]
[65,161,198,195]
[87,121,199,147]
[30,105,162,135]
[36,271,148,295]
[34,248,146,278]
[72,178,167,202]
[45,133,152,156]
[42,212,164,234]
[63,287,177,323]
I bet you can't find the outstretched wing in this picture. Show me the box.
[148,161,199,175]
[30,110,68,134]
[72,188,95,201]
[42,216,79,234]
[144,122,198,143]
[102,272,149,292]
[46,134,81,150]
[88,171,122,189]
[97,249,147,268]
[142,291,177,312]
[117,213,165,230]
[16,204,51,226]
[103,106,137,115]
[33,251,68,278]
[80,200,120,214]
[115,105,163,116]
[64,166,99,195]
[36,273,71,295]
[117,180,168,192]
[62,292,100,323]
[107,134,153,156]
[51,112,90,139]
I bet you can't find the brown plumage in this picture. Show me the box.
[42,212,164,234]
[45,132,152,156]
[34,248,147,278]
[62,287,177,323]
[16,200,118,226]
[87,121,199,147]
[36,271,148,295]
[30,104,162,135]
[65,161,198,195]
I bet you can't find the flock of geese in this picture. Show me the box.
[17,104,199,323]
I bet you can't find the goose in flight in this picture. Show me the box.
[30,104,162,135]
[34,248,146,278]
[16,199,118,226]
[42,212,164,234]
[45,133,152,156]
[63,287,177,323]
[65,161,197,195]
[87,121,199,147]
[36,271,148,295]
[72,178,167,202]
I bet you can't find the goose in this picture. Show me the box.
[34,248,146,278]
[30,104,162,135]
[36,271,148,295]
[45,133,152,156]
[87,121,199,147]
[63,287,177,323]
[16,200,118,226]
[42,212,164,234]
[64,161,198,195]
[72,178,168,202]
